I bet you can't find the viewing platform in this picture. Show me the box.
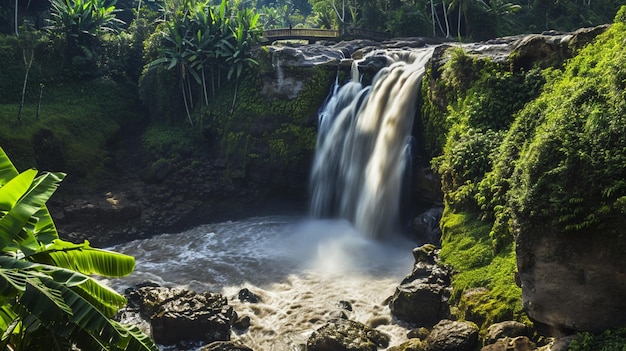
[262,27,393,44]
[262,28,340,43]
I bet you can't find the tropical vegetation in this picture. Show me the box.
[422,4,626,341]
[0,147,157,351]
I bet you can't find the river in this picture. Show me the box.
[107,216,416,350]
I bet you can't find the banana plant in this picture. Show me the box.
[0,147,157,351]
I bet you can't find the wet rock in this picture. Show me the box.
[407,327,430,340]
[387,338,426,351]
[414,167,443,209]
[307,318,390,351]
[485,321,529,345]
[200,341,254,351]
[327,310,349,320]
[413,208,443,246]
[481,336,536,351]
[128,286,235,345]
[238,288,261,303]
[389,245,451,326]
[233,315,251,330]
[425,319,479,351]
[338,300,353,311]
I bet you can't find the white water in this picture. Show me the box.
[107,216,415,350]
[107,47,436,350]
[310,48,434,239]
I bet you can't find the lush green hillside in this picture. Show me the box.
[425,5,626,342]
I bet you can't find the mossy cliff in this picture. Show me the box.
[421,6,626,341]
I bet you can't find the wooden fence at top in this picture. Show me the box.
[262,27,393,43]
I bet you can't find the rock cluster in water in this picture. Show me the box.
[389,244,451,327]
[119,284,247,348]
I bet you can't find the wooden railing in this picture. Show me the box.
[262,27,393,43]
[263,28,340,41]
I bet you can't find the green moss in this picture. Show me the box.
[142,124,202,159]
[503,12,626,234]
[439,209,526,335]
[201,64,333,173]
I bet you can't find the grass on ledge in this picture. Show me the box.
[0,78,143,180]
[439,208,528,335]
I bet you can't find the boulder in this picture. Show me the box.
[128,286,235,345]
[413,208,443,246]
[485,321,529,345]
[425,319,479,351]
[510,25,609,70]
[387,338,427,351]
[389,245,451,326]
[516,228,626,333]
[238,288,261,303]
[306,319,390,351]
[481,336,536,351]
[407,327,430,340]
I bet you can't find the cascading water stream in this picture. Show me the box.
[106,46,436,351]
[310,47,434,239]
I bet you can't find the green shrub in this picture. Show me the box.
[507,15,626,233]
[569,328,626,351]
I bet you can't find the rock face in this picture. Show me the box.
[306,319,390,351]
[516,228,626,333]
[389,244,451,327]
[125,286,236,345]
[413,207,443,246]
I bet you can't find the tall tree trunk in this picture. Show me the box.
[230,80,238,116]
[202,67,209,106]
[36,83,43,119]
[430,0,436,36]
[442,0,451,38]
[180,65,193,126]
[17,48,34,125]
[457,5,462,38]
[14,0,19,36]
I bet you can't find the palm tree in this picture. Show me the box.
[448,0,470,38]
[0,147,157,351]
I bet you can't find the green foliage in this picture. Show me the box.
[141,123,203,160]
[506,14,626,233]
[0,77,143,180]
[47,0,125,77]
[439,210,526,335]
[433,128,503,212]
[427,48,544,221]
[0,147,157,351]
[143,0,262,125]
[201,63,332,175]
[569,328,626,351]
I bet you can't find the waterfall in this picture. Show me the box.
[310,48,434,239]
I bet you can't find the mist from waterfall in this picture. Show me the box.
[310,48,434,239]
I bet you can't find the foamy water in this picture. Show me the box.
[107,216,416,350]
